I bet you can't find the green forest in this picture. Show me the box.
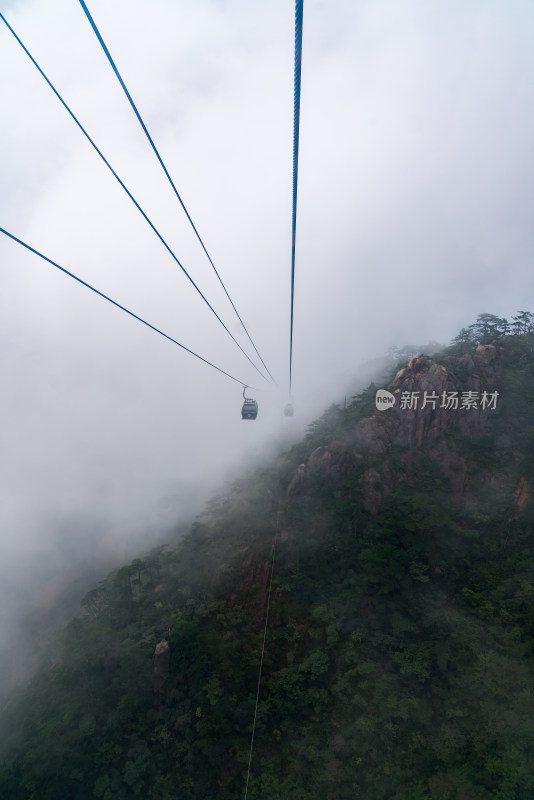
[1,312,534,799]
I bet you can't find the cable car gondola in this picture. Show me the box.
[241,386,258,420]
[284,402,294,416]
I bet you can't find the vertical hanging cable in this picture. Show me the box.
[289,0,304,394]
[244,518,279,800]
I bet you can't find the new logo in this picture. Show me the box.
[375,389,395,410]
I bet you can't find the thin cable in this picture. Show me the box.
[0,12,268,385]
[1,228,253,388]
[77,0,276,385]
[244,518,279,800]
[289,0,304,394]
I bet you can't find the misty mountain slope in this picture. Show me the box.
[2,333,534,800]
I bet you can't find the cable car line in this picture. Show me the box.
[0,12,270,385]
[244,521,278,800]
[244,4,304,787]
[0,227,253,389]
[289,0,304,395]
[77,0,276,386]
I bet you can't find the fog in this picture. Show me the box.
[1,0,533,688]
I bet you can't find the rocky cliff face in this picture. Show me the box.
[288,345,505,513]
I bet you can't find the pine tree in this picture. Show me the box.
[511,310,534,335]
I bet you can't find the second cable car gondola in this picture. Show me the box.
[241,386,258,420]
[284,402,294,416]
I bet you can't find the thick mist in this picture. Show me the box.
[1,0,533,693]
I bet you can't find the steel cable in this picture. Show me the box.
[289,0,304,394]
[77,0,276,384]
[0,11,269,384]
[1,228,252,388]
[244,519,278,800]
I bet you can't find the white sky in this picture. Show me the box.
[1,0,534,679]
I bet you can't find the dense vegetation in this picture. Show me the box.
[1,314,534,799]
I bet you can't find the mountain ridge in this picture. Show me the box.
[2,321,534,799]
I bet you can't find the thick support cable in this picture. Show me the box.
[0,12,269,384]
[289,0,303,394]
[77,0,276,385]
[1,228,252,388]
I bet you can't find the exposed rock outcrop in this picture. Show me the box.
[308,441,352,478]
[350,345,501,458]
[287,345,503,512]
[287,464,307,498]
[513,477,531,512]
